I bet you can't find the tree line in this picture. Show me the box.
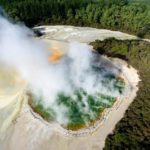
[0,0,150,38]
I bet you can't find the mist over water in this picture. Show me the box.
[0,15,124,125]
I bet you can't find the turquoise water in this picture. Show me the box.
[29,68,125,130]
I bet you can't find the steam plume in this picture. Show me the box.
[0,15,122,125]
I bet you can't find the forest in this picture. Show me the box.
[0,0,150,38]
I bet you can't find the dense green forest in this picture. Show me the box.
[0,0,150,38]
[91,38,150,150]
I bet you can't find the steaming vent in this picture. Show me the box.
[0,15,126,131]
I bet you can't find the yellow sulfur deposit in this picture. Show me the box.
[0,66,26,134]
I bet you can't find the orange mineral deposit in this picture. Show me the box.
[49,48,64,63]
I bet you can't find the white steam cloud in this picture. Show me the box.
[0,15,122,125]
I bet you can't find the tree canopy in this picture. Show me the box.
[0,0,150,38]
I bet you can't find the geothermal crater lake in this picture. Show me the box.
[29,45,125,130]
[0,23,140,150]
